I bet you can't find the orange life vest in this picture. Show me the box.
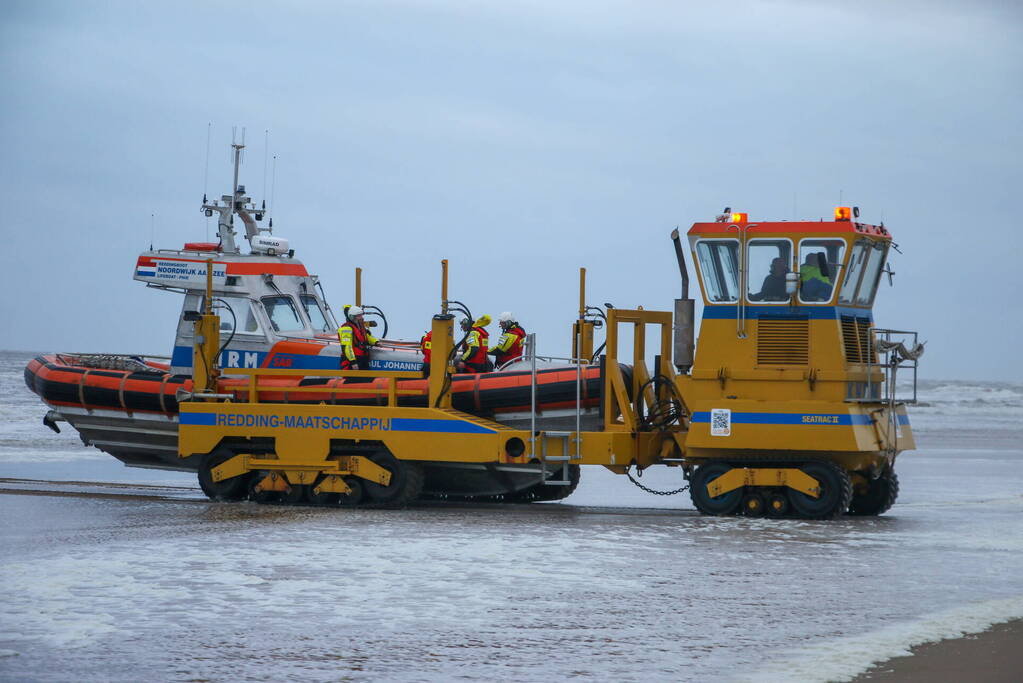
[465,326,489,366]
[421,331,432,364]
[493,324,526,366]
[338,322,372,364]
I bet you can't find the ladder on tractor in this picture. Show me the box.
[523,334,584,487]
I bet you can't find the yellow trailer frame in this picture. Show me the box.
[177,256,907,516]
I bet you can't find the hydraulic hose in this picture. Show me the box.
[361,305,389,339]
[434,301,473,407]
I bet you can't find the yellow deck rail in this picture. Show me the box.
[221,368,425,407]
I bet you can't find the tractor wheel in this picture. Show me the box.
[510,465,581,502]
[788,461,852,520]
[338,477,364,507]
[306,476,341,506]
[248,472,282,504]
[282,483,306,505]
[197,450,249,501]
[849,470,899,516]
[690,462,743,516]
[766,492,789,517]
[363,451,423,507]
[742,493,766,517]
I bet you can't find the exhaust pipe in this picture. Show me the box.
[671,228,695,372]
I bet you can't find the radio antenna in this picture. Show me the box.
[150,212,155,251]
[203,122,212,240]
[262,129,269,211]
[269,154,277,230]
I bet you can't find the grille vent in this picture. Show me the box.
[841,316,875,364]
[757,316,809,365]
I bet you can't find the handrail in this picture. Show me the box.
[522,335,588,475]
[221,367,425,406]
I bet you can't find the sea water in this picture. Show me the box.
[1,350,1021,682]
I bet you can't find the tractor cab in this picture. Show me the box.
[671,208,921,446]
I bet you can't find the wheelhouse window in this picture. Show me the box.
[798,239,846,304]
[856,240,888,306]
[838,239,888,306]
[695,240,739,303]
[301,294,335,333]
[747,239,792,303]
[261,295,305,332]
[211,296,263,335]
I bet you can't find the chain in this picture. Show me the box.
[625,467,690,496]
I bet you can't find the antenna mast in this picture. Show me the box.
[203,123,212,240]
[200,126,275,255]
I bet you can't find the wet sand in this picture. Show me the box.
[850,619,1023,682]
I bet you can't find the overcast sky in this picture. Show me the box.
[1,0,1020,381]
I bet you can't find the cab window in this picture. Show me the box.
[301,294,334,333]
[856,241,888,305]
[695,240,739,303]
[838,239,887,306]
[747,239,792,303]
[798,239,846,303]
[185,295,263,336]
[261,295,305,332]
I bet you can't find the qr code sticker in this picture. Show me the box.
[710,408,731,436]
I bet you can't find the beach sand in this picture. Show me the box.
[851,619,1023,682]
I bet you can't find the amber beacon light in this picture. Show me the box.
[730,212,748,223]
[834,206,852,221]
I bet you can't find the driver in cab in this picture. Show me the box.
[750,257,790,301]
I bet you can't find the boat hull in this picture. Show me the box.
[25,354,605,496]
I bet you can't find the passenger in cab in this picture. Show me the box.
[489,312,526,368]
[751,257,790,301]
[338,305,378,383]
[456,315,490,373]
[800,252,833,301]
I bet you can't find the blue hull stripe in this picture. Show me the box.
[391,418,496,434]
[701,305,872,321]
[692,412,878,426]
[171,346,422,372]
[180,412,216,425]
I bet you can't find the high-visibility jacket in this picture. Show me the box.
[490,324,525,366]
[461,326,489,365]
[338,322,378,363]
[800,264,831,285]
[420,331,432,364]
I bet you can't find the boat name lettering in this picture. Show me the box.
[368,359,423,371]
[802,415,840,424]
[220,351,260,368]
[216,413,390,431]
[156,262,226,279]
[147,259,228,284]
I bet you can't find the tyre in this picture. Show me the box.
[510,464,581,503]
[306,476,341,506]
[787,461,853,520]
[766,492,789,517]
[742,493,766,517]
[363,451,423,507]
[197,450,249,501]
[849,470,899,516]
[281,483,306,505]
[248,472,282,504]
[690,462,742,516]
[338,477,364,507]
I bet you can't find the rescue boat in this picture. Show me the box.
[24,142,602,499]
